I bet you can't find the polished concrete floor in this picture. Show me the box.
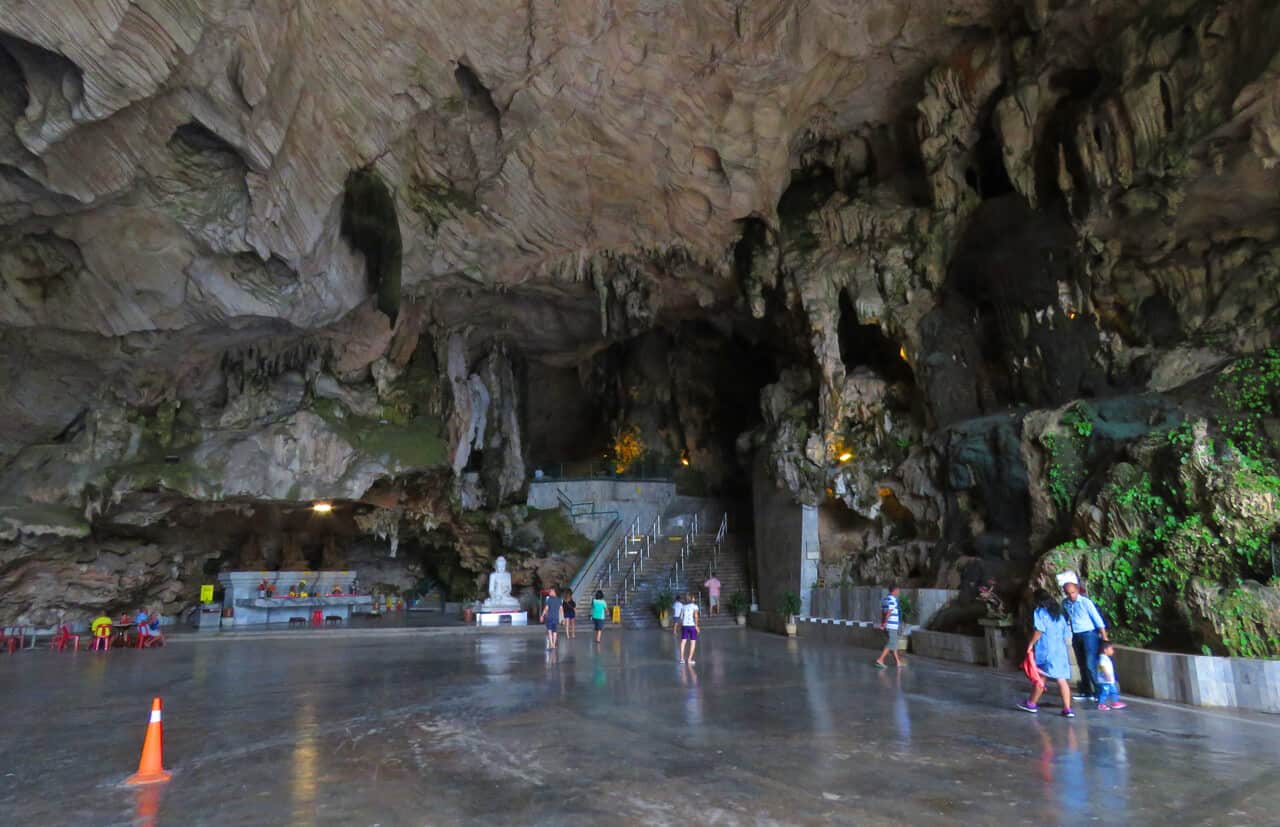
[3,628,1278,826]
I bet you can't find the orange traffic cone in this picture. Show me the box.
[126,697,172,785]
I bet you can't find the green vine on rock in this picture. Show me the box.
[1041,402,1094,513]
[1213,348,1280,460]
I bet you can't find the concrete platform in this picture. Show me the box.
[3,630,1279,825]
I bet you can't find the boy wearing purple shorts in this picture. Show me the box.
[678,596,700,664]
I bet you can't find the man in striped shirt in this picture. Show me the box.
[874,585,903,669]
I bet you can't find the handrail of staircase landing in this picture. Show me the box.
[556,487,614,521]
[614,512,660,606]
[567,516,623,598]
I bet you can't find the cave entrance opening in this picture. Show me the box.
[341,169,403,322]
[837,291,915,387]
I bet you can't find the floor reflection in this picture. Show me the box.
[1032,718,1133,822]
[290,699,318,827]
[680,663,703,727]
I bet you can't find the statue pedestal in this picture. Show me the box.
[475,606,527,626]
[217,571,368,626]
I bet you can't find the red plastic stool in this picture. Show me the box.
[311,609,323,625]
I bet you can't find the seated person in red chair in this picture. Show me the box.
[90,613,112,650]
[136,608,164,647]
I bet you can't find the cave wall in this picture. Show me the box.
[751,458,819,615]
[3,1,1280,650]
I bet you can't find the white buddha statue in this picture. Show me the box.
[482,556,519,610]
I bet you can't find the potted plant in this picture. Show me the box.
[782,591,802,637]
[654,590,675,629]
[897,592,916,629]
[727,591,749,625]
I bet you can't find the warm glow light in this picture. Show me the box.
[680,457,690,467]
[312,502,333,514]
[1067,310,1078,320]
[898,346,908,361]
[838,452,853,463]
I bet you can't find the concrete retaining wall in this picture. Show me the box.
[1111,644,1280,714]
[808,586,956,627]
[527,480,676,515]
[794,617,908,650]
[910,629,987,665]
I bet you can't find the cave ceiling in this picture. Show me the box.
[2,0,1280,539]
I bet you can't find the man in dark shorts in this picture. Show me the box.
[540,588,562,650]
[591,590,608,643]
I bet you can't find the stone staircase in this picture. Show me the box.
[574,501,747,630]
[617,530,749,630]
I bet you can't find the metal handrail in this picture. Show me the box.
[568,516,623,596]
[593,511,661,607]
[713,513,728,570]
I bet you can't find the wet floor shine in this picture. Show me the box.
[2,629,1278,826]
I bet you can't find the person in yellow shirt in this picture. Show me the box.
[90,614,112,650]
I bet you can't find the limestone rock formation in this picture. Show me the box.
[2,1,1280,654]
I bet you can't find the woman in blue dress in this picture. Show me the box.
[1018,589,1076,717]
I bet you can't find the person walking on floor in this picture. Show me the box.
[540,588,562,650]
[671,592,686,638]
[562,589,577,640]
[1019,588,1076,717]
[1062,579,1108,702]
[678,596,700,664]
[1095,640,1127,710]
[591,590,608,643]
[874,585,903,669]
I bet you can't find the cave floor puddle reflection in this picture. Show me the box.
[1,629,1278,825]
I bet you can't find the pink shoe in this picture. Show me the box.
[1096,703,1110,711]
[1109,701,1127,709]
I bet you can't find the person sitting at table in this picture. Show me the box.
[135,607,152,640]
[331,585,343,595]
[90,613,112,650]
[138,608,163,646]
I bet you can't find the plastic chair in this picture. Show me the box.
[52,625,80,652]
[91,624,112,651]
[2,628,19,655]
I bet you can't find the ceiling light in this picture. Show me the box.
[312,502,333,514]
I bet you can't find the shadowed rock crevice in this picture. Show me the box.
[340,169,403,322]
[453,62,502,138]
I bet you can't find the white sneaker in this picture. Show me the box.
[678,659,685,664]
[688,660,696,665]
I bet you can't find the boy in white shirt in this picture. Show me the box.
[1096,640,1127,710]
[671,594,685,637]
